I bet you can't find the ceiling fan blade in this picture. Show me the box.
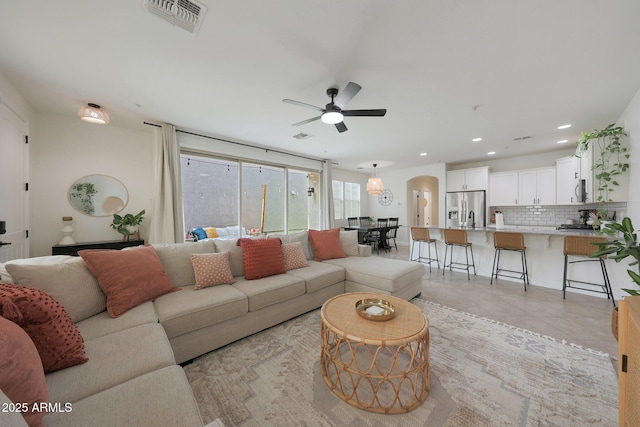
[333,82,361,109]
[342,109,387,117]
[292,116,321,127]
[283,99,324,112]
[335,122,348,133]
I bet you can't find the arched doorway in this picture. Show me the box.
[407,176,439,227]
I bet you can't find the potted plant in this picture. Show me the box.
[590,217,640,340]
[110,209,145,242]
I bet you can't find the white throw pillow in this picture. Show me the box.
[339,230,359,256]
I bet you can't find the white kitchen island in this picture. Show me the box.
[426,225,628,302]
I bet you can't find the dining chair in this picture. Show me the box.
[386,218,399,250]
[348,217,358,227]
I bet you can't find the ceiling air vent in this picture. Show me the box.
[143,0,208,35]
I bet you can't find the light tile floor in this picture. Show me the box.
[379,244,619,357]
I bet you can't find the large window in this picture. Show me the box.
[332,180,361,219]
[181,153,320,235]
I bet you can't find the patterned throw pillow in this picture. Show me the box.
[0,284,88,373]
[190,252,236,289]
[282,242,308,271]
[237,238,286,280]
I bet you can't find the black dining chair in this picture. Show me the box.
[363,218,388,255]
[386,218,399,251]
[348,217,359,227]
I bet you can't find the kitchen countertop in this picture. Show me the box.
[430,224,601,236]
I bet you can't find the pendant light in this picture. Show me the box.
[366,163,384,195]
[78,103,110,124]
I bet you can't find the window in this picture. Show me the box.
[332,180,361,219]
[181,153,320,236]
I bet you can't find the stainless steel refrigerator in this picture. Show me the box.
[445,190,486,228]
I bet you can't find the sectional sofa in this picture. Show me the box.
[0,229,424,427]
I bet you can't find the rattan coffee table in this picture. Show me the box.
[320,292,429,414]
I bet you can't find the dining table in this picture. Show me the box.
[342,223,399,251]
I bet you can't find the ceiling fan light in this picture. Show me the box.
[78,103,109,124]
[321,111,344,124]
[367,177,384,195]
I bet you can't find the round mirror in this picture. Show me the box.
[68,175,129,217]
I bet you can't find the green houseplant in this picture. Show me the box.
[110,209,145,241]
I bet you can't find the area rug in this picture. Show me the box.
[184,298,618,426]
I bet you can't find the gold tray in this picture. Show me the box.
[355,298,395,321]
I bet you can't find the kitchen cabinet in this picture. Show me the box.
[556,155,593,204]
[447,167,489,192]
[489,172,519,206]
[618,296,640,425]
[518,167,556,205]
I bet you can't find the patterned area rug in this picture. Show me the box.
[185,299,618,426]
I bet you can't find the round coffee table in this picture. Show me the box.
[320,292,429,414]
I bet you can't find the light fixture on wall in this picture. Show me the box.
[366,163,384,195]
[307,187,315,196]
[78,103,110,124]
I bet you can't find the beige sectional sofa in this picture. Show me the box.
[0,230,424,427]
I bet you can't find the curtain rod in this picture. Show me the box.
[143,121,326,164]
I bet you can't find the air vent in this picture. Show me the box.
[513,135,532,141]
[143,0,208,35]
[293,132,311,140]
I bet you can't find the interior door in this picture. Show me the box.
[0,103,29,262]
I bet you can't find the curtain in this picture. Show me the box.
[322,160,335,229]
[148,123,184,243]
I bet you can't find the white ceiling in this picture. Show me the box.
[1,1,639,172]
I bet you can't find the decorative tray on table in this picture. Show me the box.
[355,298,395,321]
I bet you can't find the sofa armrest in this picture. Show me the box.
[357,244,372,257]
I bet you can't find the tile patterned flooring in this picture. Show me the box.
[379,245,619,357]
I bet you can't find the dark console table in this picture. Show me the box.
[52,239,145,256]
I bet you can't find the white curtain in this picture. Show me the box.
[322,160,335,229]
[149,123,184,243]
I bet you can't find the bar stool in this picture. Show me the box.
[410,227,439,272]
[443,229,476,280]
[562,235,615,306]
[491,231,529,290]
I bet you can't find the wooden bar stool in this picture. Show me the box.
[491,231,529,290]
[410,227,439,272]
[442,229,476,280]
[562,235,615,306]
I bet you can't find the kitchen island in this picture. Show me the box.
[425,225,627,301]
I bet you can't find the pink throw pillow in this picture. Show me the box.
[308,228,348,261]
[282,242,308,271]
[79,245,178,318]
[190,252,236,289]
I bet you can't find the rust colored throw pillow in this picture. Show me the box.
[190,252,236,289]
[281,242,308,271]
[0,315,48,427]
[79,245,179,318]
[237,238,286,280]
[308,228,348,261]
[0,284,88,374]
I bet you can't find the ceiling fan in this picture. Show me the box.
[283,82,387,133]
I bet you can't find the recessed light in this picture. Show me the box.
[557,124,571,129]
[487,151,496,155]
[472,137,482,142]
[419,152,428,156]
[557,139,568,144]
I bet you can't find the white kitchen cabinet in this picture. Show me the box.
[447,167,489,192]
[489,172,519,206]
[518,167,556,205]
[556,156,581,204]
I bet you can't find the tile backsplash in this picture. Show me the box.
[489,202,627,227]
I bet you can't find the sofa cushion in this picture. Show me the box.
[213,238,245,276]
[0,284,88,373]
[192,227,208,240]
[6,258,107,323]
[153,240,216,287]
[309,228,347,261]
[43,366,203,427]
[204,227,218,238]
[2,255,75,285]
[238,238,286,280]
[0,316,48,427]
[45,323,175,405]
[76,301,158,341]
[154,285,248,339]
[339,230,360,256]
[281,242,308,271]
[191,252,236,289]
[233,274,305,312]
[285,260,345,294]
[324,257,424,293]
[268,230,312,260]
[79,245,178,318]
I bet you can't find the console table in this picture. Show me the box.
[52,239,145,256]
